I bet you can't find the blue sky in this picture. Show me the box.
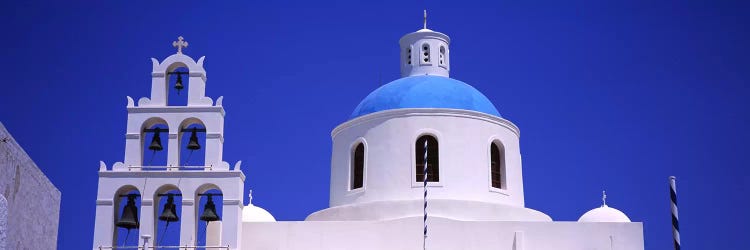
[1,1,748,249]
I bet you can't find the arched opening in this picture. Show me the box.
[167,65,190,106]
[490,141,506,189]
[416,135,439,182]
[154,185,182,247]
[405,46,412,65]
[420,43,431,64]
[113,186,141,247]
[351,143,365,190]
[179,118,206,169]
[141,118,169,169]
[439,46,446,66]
[196,185,223,248]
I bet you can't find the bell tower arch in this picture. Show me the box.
[93,37,245,250]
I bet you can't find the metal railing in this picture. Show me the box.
[126,165,214,171]
[98,245,229,250]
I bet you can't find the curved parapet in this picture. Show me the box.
[306,199,551,222]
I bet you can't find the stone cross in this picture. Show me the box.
[172,36,188,54]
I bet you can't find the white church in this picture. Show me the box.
[93,19,644,250]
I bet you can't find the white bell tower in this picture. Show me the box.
[93,37,245,250]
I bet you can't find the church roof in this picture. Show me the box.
[350,75,501,119]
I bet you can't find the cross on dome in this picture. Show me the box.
[248,189,253,204]
[602,190,607,207]
[172,36,188,54]
[423,10,428,29]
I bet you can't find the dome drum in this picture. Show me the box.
[321,108,537,221]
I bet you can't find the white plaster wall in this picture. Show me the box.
[123,108,226,168]
[0,122,61,250]
[241,218,644,250]
[400,29,451,77]
[309,109,539,221]
[92,171,245,249]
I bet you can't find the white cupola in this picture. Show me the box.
[578,191,632,223]
[399,10,450,77]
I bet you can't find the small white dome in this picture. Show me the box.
[242,204,276,222]
[578,205,631,222]
[242,190,275,222]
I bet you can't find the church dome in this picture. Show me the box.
[350,75,501,119]
[242,204,276,222]
[578,205,631,223]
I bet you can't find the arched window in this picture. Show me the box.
[196,186,223,247]
[167,66,190,106]
[351,143,365,189]
[416,135,439,182]
[142,120,169,168]
[490,142,505,189]
[420,43,431,64]
[405,47,412,65]
[113,187,141,247]
[154,185,182,247]
[439,46,445,66]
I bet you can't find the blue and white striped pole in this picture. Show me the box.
[423,139,428,250]
[669,176,680,250]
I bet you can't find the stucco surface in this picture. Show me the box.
[242,217,644,250]
[0,122,61,250]
[0,194,7,250]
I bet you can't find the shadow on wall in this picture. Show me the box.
[0,194,7,249]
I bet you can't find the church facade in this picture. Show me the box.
[93,22,644,250]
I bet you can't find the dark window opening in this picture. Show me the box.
[491,143,504,188]
[415,135,439,182]
[351,143,365,189]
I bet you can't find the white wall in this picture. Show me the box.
[242,217,644,250]
[310,109,544,221]
[92,171,245,249]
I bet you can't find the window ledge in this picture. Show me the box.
[489,187,510,196]
[411,182,443,188]
[346,187,366,196]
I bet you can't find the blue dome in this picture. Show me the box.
[351,75,500,119]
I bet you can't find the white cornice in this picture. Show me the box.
[331,108,520,138]
[99,170,245,181]
[127,106,226,116]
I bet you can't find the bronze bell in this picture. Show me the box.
[199,194,220,222]
[116,194,140,230]
[148,127,164,151]
[186,127,201,150]
[158,194,179,222]
[174,73,184,94]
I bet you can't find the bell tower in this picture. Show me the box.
[93,37,245,250]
